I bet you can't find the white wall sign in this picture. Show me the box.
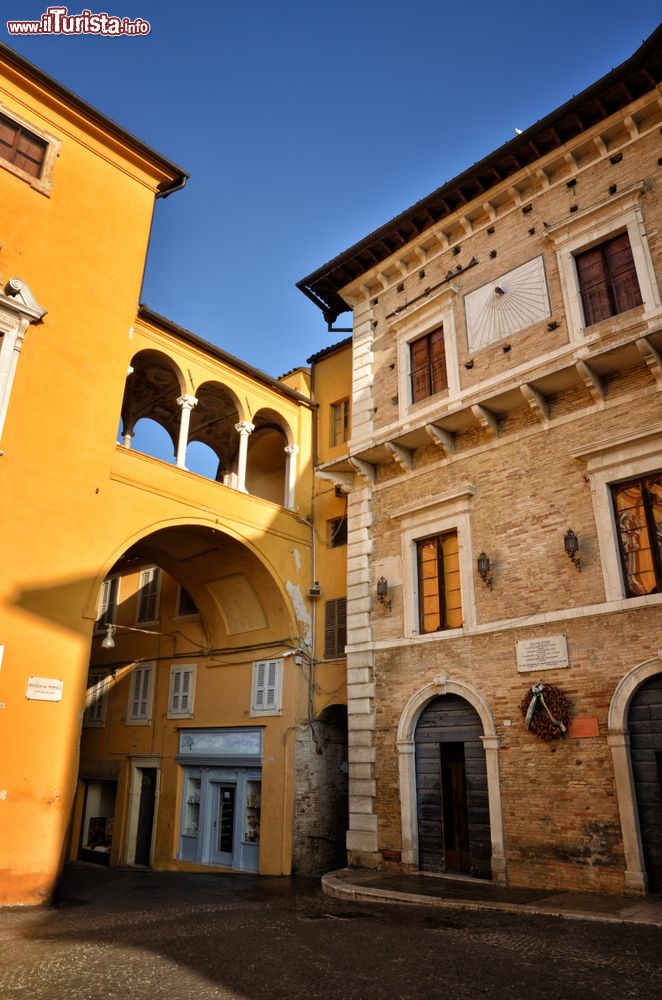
[516,635,569,673]
[26,676,64,702]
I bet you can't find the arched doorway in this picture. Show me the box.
[627,674,662,892]
[414,694,491,878]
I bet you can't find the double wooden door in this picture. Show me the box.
[415,694,491,879]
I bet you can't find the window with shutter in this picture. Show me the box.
[168,665,196,717]
[330,398,350,446]
[251,659,283,715]
[83,670,109,727]
[0,113,47,179]
[95,576,119,632]
[612,473,662,598]
[575,233,643,326]
[127,664,154,724]
[416,530,462,633]
[410,328,448,403]
[137,567,161,623]
[324,597,347,658]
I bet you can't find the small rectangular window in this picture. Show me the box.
[83,669,109,727]
[328,516,348,548]
[330,398,350,446]
[575,233,643,326]
[127,664,154,724]
[137,567,161,624]
[168,665,196,717]
[612,473,662,598]
[251,659,283,715]
[416,530,462,633]
[410,328,448,403]
[95,576,119,632]
[0,113,47,179]
[324,597,347,658]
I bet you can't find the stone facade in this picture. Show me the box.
[300,29,662,894]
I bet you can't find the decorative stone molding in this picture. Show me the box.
[0,277,47,441]
[608,654,662,895]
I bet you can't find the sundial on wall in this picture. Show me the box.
[464,255,551,352]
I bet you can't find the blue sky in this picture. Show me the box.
[5,2,661,377]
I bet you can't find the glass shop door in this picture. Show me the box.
[210,782,237,866]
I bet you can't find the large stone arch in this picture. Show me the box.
[82,515,303,648]
[396,674,506,883]
[608,652,662,895]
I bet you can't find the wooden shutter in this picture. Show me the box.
[324,598,347,658]
[130,666,152,721]
[576,246,611,325]
[410,335,431,402]
[96,577,118,628]
[170,666,194,715]
[605,233,642,314]
[429,328,448,394]
[0,115,46,177]
[137,567,160,623]
[254,661,266,708]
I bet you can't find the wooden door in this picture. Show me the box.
[134,768,156,866]
[415,694,491,878]
[629,675,662,891]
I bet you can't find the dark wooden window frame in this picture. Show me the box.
[612,473,662,598]
[0,113,47,179]
[409,328,448,404]
[416,531,457,634]
[330,398,350,446]
[327,515,347,548]
[574,232,643,327]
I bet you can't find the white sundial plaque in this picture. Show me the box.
[464,254,551,352]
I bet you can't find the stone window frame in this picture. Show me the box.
[546,182,661,343]
[573,425,662,605]
[0,102,60,197]
[391,284,460,424]
[393,486,477,639]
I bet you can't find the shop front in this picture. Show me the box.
[177,728,262,872]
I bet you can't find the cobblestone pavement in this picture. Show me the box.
[0,864,661,1000]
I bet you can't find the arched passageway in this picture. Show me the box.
[77,521,303,877]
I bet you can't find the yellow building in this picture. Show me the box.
[0,45,347,904]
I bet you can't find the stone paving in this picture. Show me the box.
[0,864,661,1000]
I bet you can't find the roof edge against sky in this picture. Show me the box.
[0,42,189,194]
[306,336,352,365]
[138,305,316,408]
[297,23,662,322]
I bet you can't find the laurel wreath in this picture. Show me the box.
[520,682,572,741]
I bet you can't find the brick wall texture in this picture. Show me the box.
[340,93,662,893]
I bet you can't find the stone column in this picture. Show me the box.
[284,443,299,509]
[234,420,254,492]
[176,394,198,469]
[122,431,134,449]
[608,730,647,895]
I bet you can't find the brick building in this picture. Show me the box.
[298,26,662,894]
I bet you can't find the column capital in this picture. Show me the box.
[284,443,299,456]
[235,420,255,435]
[177,394,198,411]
